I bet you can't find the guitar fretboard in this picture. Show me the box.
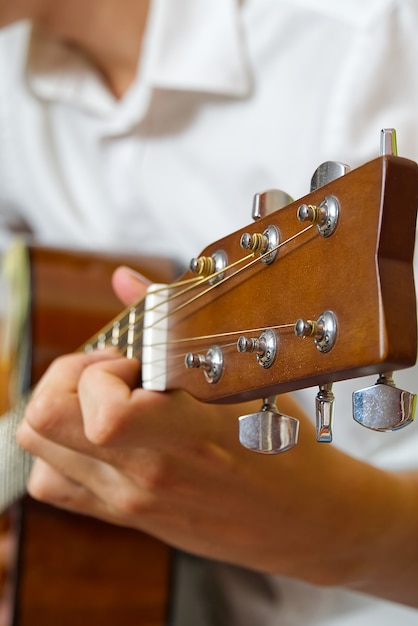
[82,299,145,361]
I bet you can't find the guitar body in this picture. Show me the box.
[10,247,179,626]
[15,501,172,626]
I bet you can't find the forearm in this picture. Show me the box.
[340,466,418,607]
[251,395,418,606]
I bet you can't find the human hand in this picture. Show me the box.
[16,267,418,606]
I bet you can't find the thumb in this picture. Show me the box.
[112,266,150,306]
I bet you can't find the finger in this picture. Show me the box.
[27,452,166,534]
[19,423,128,500]
[16,420,105,475]
[20,350,123,454]
[77,356,160,447]
[30,348,121,402]
[27,459,124,525]
[112,266,150,306]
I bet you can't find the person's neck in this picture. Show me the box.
[36,0,150,98]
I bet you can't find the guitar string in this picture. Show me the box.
[135,320,298,385]
[140,224,314,330]
[139,325,296,380]
[80,273,208,352]
[84,223,314,359]
[138,323,296,362]
[145,322,296,347]
[80,251,257,353]
[136,224,314,369]
[141,341,238,370]
[86,223,314,363]
[133,223,313,344]
[98,220,313,351]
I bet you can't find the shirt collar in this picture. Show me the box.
[25,0,251,120]
[144,0,251,97]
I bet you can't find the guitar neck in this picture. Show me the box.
[82,298,146,360]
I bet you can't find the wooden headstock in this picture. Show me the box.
[140,156,418,404]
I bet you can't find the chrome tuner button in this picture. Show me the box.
[316,383,334,442]
[380,128,398,156]
[185,346,223,384]
[353,372,416,431]
[252,189,294,220]
[310,161,351,192]
[237,329,277,368]
[239,397,299,454]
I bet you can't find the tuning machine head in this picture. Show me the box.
[189,249,227,284]
[252,189,293,220]
[185,346,224,384]
[353,373,416,431]
[294,310,338,354]
[310,161,351,191]
[239,397,299,454]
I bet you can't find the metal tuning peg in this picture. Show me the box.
[310,161,351,192]
[237,329,277,369]
[239,225,280,265]
[189,249,227,284]
[241,190,292,265]
[296,196,339,238]
[185,346,223,384]
[239,397,299,454]
[353,372,416,432]
[252,189,294,220]
[294,311,338,354]
[380,128,397,156]
[316,383,335,442]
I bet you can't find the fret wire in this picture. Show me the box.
[81,299,145,353]
[111,320,120,346]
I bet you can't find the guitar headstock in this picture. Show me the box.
[143,155,417,410]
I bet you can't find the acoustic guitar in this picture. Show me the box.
[1,247,179,626]
[1,152,418,624]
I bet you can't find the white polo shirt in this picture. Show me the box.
[0,0,418,624]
